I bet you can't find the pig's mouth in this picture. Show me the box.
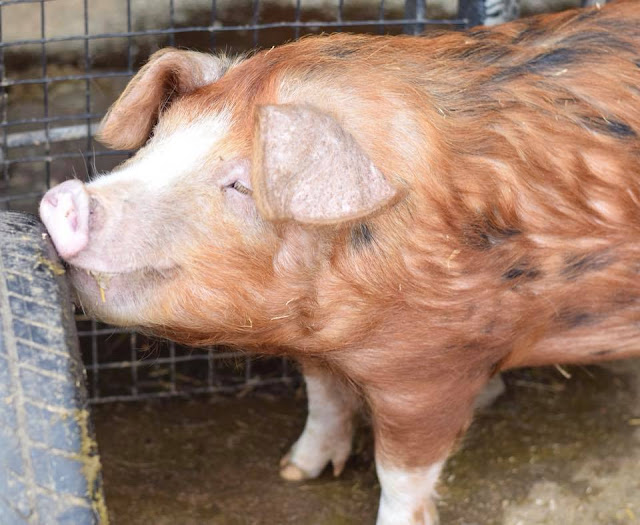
[67,263,179,324]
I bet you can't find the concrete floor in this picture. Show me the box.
[93,361,640,525]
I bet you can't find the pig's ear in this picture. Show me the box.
[97,48,228,150]
[252,104,401,224]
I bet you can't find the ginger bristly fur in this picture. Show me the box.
[95,0,640,473]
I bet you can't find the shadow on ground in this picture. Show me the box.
[93,360,640,525]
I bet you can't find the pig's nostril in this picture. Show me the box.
[44,194,59,207]
[69,213,78,231]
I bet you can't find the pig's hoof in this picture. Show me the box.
[278,437,351,481]
[279,456,309,481]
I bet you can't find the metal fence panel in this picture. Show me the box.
[1,0,477,402]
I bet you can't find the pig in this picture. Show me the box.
[39,1,640,523]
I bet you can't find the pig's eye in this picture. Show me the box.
[229,180,252,196]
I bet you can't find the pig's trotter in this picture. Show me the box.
[375,460,443,525]
[279,361,358,481]
[279,421,353,481]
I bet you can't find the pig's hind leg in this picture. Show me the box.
[280,360,359,481]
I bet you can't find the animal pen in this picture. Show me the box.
[0,0,492,404]
[3,2,640,525]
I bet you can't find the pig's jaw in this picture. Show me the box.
[68,264,178,326]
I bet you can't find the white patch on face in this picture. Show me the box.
[376,460,444,525]
[90,109,231,191]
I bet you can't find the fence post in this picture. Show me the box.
[458,0,486,28]
[404,0,427,35]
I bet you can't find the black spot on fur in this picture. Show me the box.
[596,18,640,37]
[503,264,540,281]
[512,26,547,45]
[323,44,360,59]
[574,7,600,23]
[527,48,584,71]
[562,250,612,280]
[452,43,512,64]
[558,31,634,53]
[592,349,615,356]
[351,223,374,250]
[557,308,598,328]
[494,48,584,81]
[465,220,521,251]
[467,29,493,39]
[581,116,636,139]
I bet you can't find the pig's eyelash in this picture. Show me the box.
[230,180,253,196]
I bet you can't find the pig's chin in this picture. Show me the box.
[67,264,177,326]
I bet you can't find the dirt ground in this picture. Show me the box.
[93,361,640,525]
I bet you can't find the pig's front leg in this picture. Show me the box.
[367,376,486,525]
[280,361,359,481]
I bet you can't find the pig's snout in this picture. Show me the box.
[40,179,90,260]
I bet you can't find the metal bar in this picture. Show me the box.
[378,0,386,35]
[294,0,301,40]
[85,352,247,371]
[458,0,485,28]
[88,377,296,405]
[129,332,138,396]
[0,17,466,48]
[404,0,427,35]
[169,340,177,393]
[126,0,132,73]
[0,0,53,5]
[3,149,125,169]
[125,0,136,397]
[1,112,106,128]
[244,355,252,383]
[1,120,100,149]
[207,347,215,388]
[2,72,132,89]
[90,319,99,398]
[77,327,135,337]
[40,0,50,190]
[168,0,176,47]
[209,0,217,51]
[0,4,9,191]
[83,0,92,175]
[252,0,260,47]
[0,190,44,204]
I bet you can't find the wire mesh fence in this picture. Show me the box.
[0,0,534,402]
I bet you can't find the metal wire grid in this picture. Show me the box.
[0,0,477,403]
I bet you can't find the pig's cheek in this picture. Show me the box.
[67,267,152,325]
[67,268,116,321]
[68,267,97,301]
